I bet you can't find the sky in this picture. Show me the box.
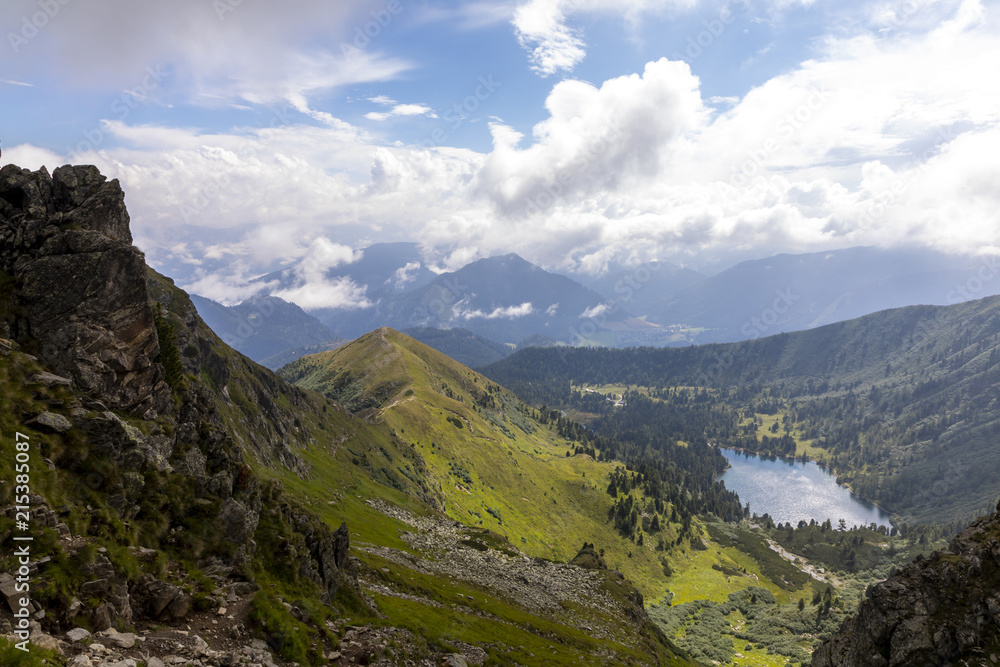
[3,0,1000,307]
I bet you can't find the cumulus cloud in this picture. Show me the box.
[387,261,423,290]
[273,276,372,310]
[480,58,706,214]
[365,103,438,122]
[13,0,1000,288]
[512,0,701,75]
[455,300,536,319]
[271,238,371,310]
[580,303,612,319]
[0,0,410,109]
[182,271,277,306]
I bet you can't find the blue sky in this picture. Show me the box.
[3,0,1000,307]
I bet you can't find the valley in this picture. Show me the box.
[0,162,997,666]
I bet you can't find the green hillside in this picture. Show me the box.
[483,295,1000,528]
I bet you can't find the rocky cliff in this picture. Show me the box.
[0,164,358,664]
[0,164,170,417]
[812,502,1000,667]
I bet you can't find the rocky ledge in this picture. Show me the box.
[812,501,1000,667]
[0,164,170,417]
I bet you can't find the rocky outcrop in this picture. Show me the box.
[812,503,1000,667]
[0,164,170,417]
[0,163,360,660]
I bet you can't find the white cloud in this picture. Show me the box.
[183,271,277,306]
[545,303,559,315]
[0,0,411,111]
[15,0,1000,288]
[365,103,438,121]
[480,58,706,214]
[273,276,372,310]
[270,237,371,310]
[368,95,397,106]
[387,261,423,290]
[455,300,536,320]
[580,303,611,318]
[511,0,701,75]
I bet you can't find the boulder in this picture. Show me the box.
[27,411,73,433]
[66,627,91,642]
[134,575,189,622]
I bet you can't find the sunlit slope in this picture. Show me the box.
[282,329,673,590]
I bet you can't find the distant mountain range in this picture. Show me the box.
[191,243,1000,368]
[189,294,336,362]
[647,246,999,343]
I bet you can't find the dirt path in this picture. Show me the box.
[764,537,846,588]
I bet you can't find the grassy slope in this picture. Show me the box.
[484,295,1000,527]
[281,329,667,591]
[273,328,697,665]
[278,327,911,665]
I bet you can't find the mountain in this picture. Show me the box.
[256,241,438,338]
[812,501,1000,666]
[374,253,636,344]
[257,337,350,370]
[190,293,335,362]
[648,246,1000,344]
[579,260,707,318]
[0,163,692,666]
[401,326,512,368]
[483,293,1000,527]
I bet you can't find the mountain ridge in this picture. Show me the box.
[0,163,691,666]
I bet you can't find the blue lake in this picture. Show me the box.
[717,448,891,528]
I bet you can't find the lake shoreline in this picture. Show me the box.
[715,445,894,529]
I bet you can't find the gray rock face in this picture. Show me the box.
[28,410,73,432]
[134,575,190,622]
[812,503,1000,666]
[66,627,91,642]
[0,164,170,416]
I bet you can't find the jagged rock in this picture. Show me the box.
[79,410,172,473]
[91,603,116,632]
[444,654,469,667]
[104,632,138,649]
[66,627,91,642]
[80,578,111,597]
[27,411,73,433]
[31,632,62,654]
[134,575,190,621]
[0,164,170,416]
[69,655,92,667]
[813,506,1000,666]
[218,498,259,557]
[30,371,72,386]
[0,573,27,614]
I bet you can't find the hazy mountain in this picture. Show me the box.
[484,292,1000,526]
[258,337,351,370]
[578,260,707,316]
[650,246,1000,343]
[190,293,334,362]
[401,326,513,368]
[371,253,633,344]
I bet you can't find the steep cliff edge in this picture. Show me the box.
[0,164,169,417]
[0,164,358,662]
[812,502,1000,666]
